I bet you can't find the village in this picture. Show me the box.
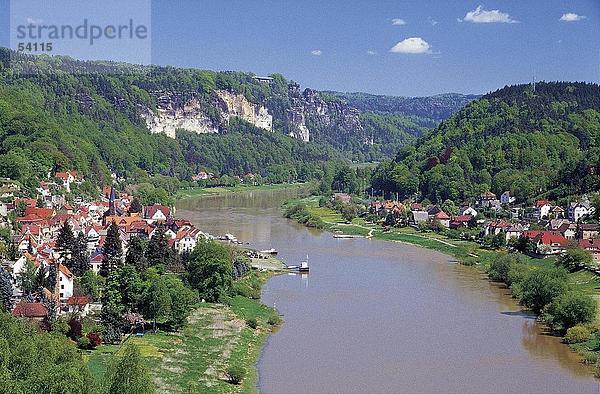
[333,189,600,265]
[0,171,210,322]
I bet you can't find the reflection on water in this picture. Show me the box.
[177,189,599,394]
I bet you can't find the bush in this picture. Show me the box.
[226,365,246,385]
[545,291,597,331]
[582,351,599,365]
[246,318,258,329]
[564,325,592,344]
[267,314,282,326]
[517,267,568,314]
[488,254,518,283]
[67,319,83,340]
[86,332,102,348]
[77,337,91,350]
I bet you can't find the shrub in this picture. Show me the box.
[582,351,599,365]
[246,318,258,329]
[488,254,518,283]
[544,291,597,331]
[564,325,592,344]
[77,336,91,350]
[51,318,70,335]
[67,319,83,340]
[226,365,246,385]
[86,332,102,348]
[267,314,282,326]
[517,267,568,314]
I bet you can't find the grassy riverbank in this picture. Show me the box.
[177,182,314,199]
[86,270,283,393]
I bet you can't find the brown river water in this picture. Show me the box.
[177,189,599,394]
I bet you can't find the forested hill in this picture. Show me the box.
[372,82,600,204]
[325,91,479,126]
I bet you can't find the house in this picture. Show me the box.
[557,222,577,240]
[58,264,74,300]
[534,200,552,219]
[569,201,592,223]
[55,170,79,192]
[459,206,478,217]
[90,250,103,274]
[578,224,600,240]
[432,211,450,228]
[411,210,429,225]
[505,224,529,241]
[192,171,214,181]
[12,302,48,321]
[484,220,512,237]
[579,239,600,262]
[523,230,569,255]
[449,215,472,229]
[143,204,172,222]
[550,206,565,219]
[500,191,516,205]
[66,296,91,316]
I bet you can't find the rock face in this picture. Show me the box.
[215,90,273,131]
[286,83,363,143]
[140,90,272,138]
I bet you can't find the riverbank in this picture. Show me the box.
[284,196,600,373]
[86,269,284,393]
[177,182,314,199]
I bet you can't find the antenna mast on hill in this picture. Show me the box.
[532,72,536,93]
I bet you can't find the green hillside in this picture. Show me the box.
[371,82,600,203]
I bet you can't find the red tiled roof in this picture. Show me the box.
[24,207,54,219]
[67,296,91,306]
[434,211,450,220]
[12,302,48,318]
[452,215,472,222]
[580,239,600,251]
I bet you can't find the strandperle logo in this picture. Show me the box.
[15,19,149,46]
[9,0,152,74]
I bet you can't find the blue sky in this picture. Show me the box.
[1,1,599,96]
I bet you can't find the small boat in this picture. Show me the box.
[260,248,278,255]
[298,261,310,272]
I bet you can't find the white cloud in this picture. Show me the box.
[428,17,438,26]
[391,18,406,26]
[310,50,322,56]
[560,13,586,22]
[461,5,518,23]
[389,37,432,54]
[367,50,377,55]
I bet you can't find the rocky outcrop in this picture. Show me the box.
[286,83,363,143]
[214,90,272,131]
[140,90,272,138]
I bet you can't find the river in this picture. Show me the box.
[177,189,599,393]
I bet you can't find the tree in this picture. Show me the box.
[128,197,142,214]
[106,265,142,313]
[186,240,233,302]
[340,204,358,223]
[557,246,594,272]
[0,313,94,392]
[126,236,147,272]
[141,277,172,332]
[163,275,199,329]
[544,291,597,331]
[18,259,37,296]
[77,270,104,301]
[517,268,568,314]
[55,221,75,268]
[0,267,13,312]
[487,254,519,284]
[100,221,123,277]
[146,226,173,268]
[71,233,90,276]
[106,345,155,394]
